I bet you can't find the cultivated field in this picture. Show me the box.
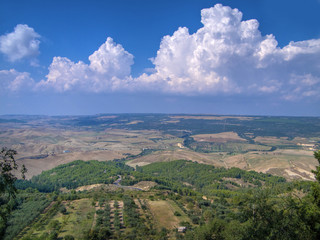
[0,125,176,178]
[16,187,193,239]
[18,198,95,239]
[147,200,190,229]
[192,132,246,143]
[1,114,319,181]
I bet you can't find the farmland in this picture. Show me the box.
[0,114,319,181]
[1,155,319,239]
[11,185,196,240]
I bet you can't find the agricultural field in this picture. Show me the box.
[1,156,320,239]
[19,198,95,240]
[0,114,319,180]
[147,200,187,229]
[14,188,194,240]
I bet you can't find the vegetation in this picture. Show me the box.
[2,114,319,182]
[3,191,51,240]
[0,147,27,238]
[16,160,133,192]
[138,160,286,195]
[1,143,320,239]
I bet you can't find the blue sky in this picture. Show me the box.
[0,0,320,116]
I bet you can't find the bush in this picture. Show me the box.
[48,230,58,240]
[64,235,75,240]
[191,216,200,224]
[174,211,182,216]
[59,205,67,214]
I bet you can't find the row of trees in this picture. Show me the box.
[2,147,320,239]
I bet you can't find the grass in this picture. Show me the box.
[147,200,191,229]
[167,200,191,224]
[19,199,95,239]
[58,199,95,239]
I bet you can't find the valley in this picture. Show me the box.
[1,114,320,239]
[0,114,319,180]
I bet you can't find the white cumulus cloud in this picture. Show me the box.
[37,37,134,92]
[0,69,35,92]
[2,4,320,101]
[0,24,41,62]
[134,4,320,99]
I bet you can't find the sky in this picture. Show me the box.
[0,0,320,116]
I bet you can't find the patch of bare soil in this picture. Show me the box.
[126,149,225,168]
[75,184,123,192]
[192,132,246,143]
[76,184,106,192]
[132,181,157,191]
[223,154,248,169]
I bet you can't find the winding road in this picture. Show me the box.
[113,175,142,191]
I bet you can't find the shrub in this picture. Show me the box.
[174,211,182,216]
[64,235,75,240]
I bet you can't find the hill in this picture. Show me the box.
[0,114,319,180]
[1,157,319,239]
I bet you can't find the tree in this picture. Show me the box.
[312,150,320,183]
[0,147,27,237]
[311,150,320,207]
[308,150,320,238]
[0,147,26,197]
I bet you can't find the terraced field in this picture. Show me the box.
[16,188,193,240]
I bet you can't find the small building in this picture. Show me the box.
[178,226,187,233]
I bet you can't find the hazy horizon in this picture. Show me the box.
[1,112,320,118]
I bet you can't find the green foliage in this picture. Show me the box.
[3,191,51,240]
[183,188,320,240]
[123,195,140,228]
[237,189,312,239]
[59,205,67,214]
[174,211,181,216]
[312,150,320,183]
[18,160,134,192]
[19,114,318,140]
[140,160,286,195]
[90,114,320,139]
[1,148,19,197]
[0,147,27,238]
[48,219,61,231]
[5,150,320,239]
[88,198,112,240]
[64,235,75,240]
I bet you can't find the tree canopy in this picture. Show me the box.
[0,147,27,237]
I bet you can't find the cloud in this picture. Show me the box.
[2,4,320,101]
[0,69,35,92]
[0,24,41,62]
[134,4,320,99]
[37,37,134,92]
